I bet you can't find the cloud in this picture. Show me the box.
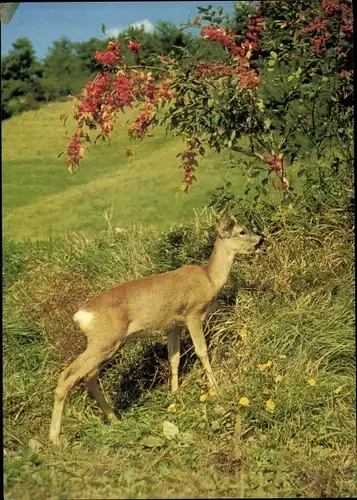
[106,19,155,38]
[106,27,122,38]
[130,19,154,33]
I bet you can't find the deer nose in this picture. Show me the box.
[255,236,264,248]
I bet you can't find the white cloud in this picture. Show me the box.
[130,19,154,33]
[106,27,122,38]
[106,19,154,38]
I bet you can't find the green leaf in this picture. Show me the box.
[163,420,179,440]
[257,100,265,112]
[101,23,107,36]
[228,140,233,149]
[230,130,236,141]
[140,436,165,448]
[264,119,272,130]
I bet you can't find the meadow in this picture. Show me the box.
[3,100,356,498]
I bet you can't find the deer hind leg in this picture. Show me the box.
[49,345,114,446]
[186,314,219,394]
[84,367,117,422]
[167,328,181,393]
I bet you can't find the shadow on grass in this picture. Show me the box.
[98,334,197,414]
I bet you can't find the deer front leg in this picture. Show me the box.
[167,328,181,393]
[186,314,219,394]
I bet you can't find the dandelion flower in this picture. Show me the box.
[334,386,343,394]
[258,360,273,372]
[266,399,276,410]
[239,396,250,406]
[167,403,177,413]
[275,375,283,384]
[240,326,248,338]
[200,393,208,402]
[208,387,218,397]
[279,354,286,359]
[263,387,270,394]
[308,377,317,386]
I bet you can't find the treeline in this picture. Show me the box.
[1,20,224,120]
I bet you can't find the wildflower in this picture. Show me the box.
[308,377,317,386]
[200,393,208,402]
[279,354,287,359]
[240,326,248,338]
[275,375,283,384]
[167,403,177,413]
[266,399,276,410]
[127,41,143,53]
[208,387,218,397]
[263,387,270,394]
[258,360,272,372]
[334,386,344,394]
[239,396,250,406]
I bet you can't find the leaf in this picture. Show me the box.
[57,151,64,159]
[140,436,165,448]
[213,405,226,417]
[179,432,195,444]
[264,118,272,130]
[101,23,107,36]
[163,420,179,440]
[28,438,42,453]
[257,100,265,112]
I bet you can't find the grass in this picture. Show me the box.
[3,99,355,498]
[4,204,356,498]
[3,100,251,241]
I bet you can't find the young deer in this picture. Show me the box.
[49,211,262,445]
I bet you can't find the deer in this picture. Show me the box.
[49,209,262,445]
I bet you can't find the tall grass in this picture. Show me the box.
[4,202,355,499]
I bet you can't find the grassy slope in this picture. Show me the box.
[3,100,247,241]
[3,102,356,498]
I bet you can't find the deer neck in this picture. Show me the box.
[205,237,235,293]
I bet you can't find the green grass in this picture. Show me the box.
[4,205,356,499]
[3,100,355,498]
[3,100,250,241]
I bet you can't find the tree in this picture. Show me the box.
[62,0,353,204]
[1,37,44,117]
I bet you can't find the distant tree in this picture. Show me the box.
[1,37,44,118]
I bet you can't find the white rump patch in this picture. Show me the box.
[73,310,94,330]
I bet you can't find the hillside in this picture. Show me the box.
[3,100,247,241]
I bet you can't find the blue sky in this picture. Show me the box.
[1,1,235,60]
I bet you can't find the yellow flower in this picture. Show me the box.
[334,386,344,394]
[263,387,270,394]
[279,354,286,359]
[208,387,218,397]
[266,399,276,410]
[240,326,248,338]
[167,403,177,413]
[200,393,208,402]
[258,360,273,372]
[275,375,283,384]
[238,396,250,406]
[242,366,249,372]
[308,378,317,386]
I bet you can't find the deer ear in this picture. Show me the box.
[217,211,234,238]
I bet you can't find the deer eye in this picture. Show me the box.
[239,230,246,235]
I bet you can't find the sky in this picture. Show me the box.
[1,1,235,61]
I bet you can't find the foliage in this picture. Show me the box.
[62,0,353,207]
